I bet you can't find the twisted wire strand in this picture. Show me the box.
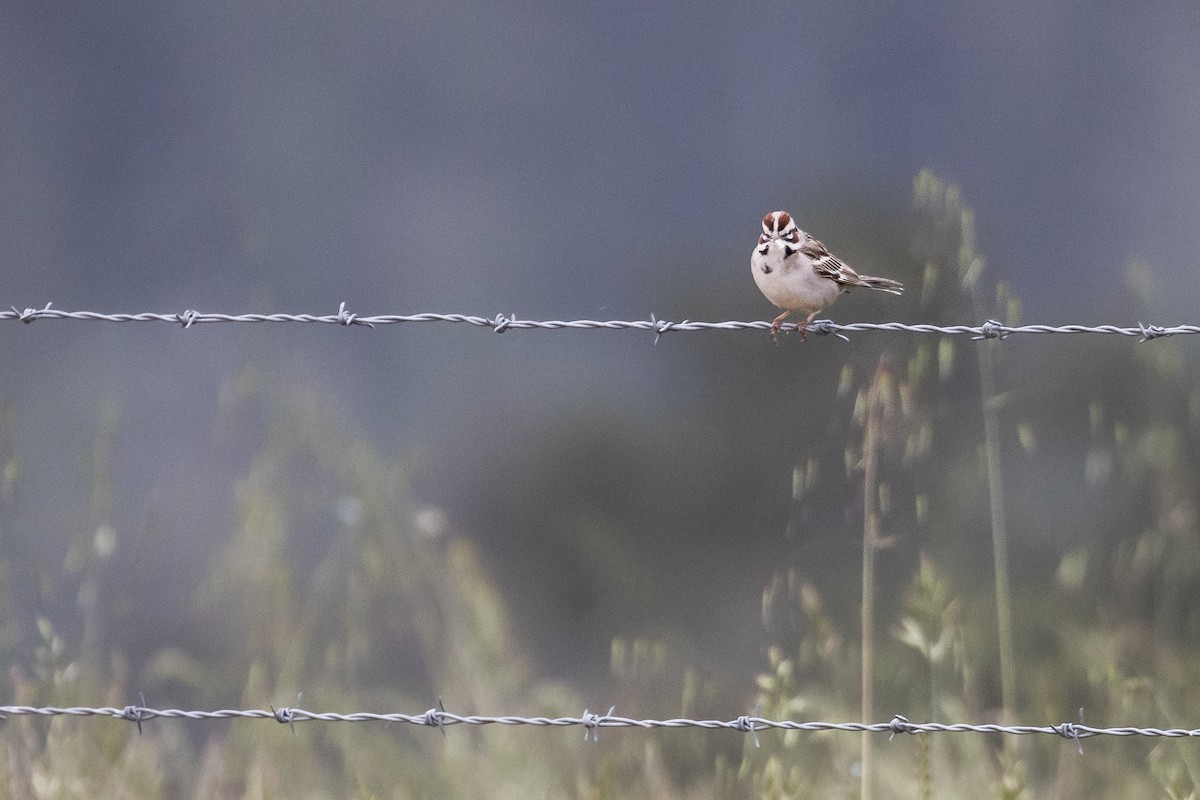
[2,304,1193,342]
[1,705,1194,744]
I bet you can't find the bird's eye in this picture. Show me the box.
[758,245,769,255]
[784,245,797,258]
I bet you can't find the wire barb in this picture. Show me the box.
[581,706,615,742]
[1055,722,1082,754]
[271,693,303,735]
[272,705,299,734]
[972,319,1009,340]
[336,302,374,328]
[1056,708,1087,755]
[12,302,54,323]
[888,714,918,741]
[735,710,761,748]
[121,693,152,735]
[1137,322,1171,342]
[423,698,448,737]
[650,314,686,345]
[806,319,851,341]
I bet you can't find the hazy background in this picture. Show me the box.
[3,0,1200,745]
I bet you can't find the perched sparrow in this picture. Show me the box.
[751,211,903,342]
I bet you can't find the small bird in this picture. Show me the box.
[751,211,903,342]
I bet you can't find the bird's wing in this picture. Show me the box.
[800,235,863,285]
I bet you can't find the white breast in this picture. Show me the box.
[750,239,842,315]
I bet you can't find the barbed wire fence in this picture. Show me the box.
[2,302,1196,342]
[4,703,1196,752]
[4,301,1199,757]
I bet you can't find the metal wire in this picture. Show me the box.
[0,704,1187,749]
[1,305,1190,750]
[2,303,1194,342]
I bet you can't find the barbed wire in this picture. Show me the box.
[0,703,1191,751]
[2,303,1195,343]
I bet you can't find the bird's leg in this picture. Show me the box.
[769,310,792,344]
[793,311,821,342]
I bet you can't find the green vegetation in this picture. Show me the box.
[4,172,1200,797]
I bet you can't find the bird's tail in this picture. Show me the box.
[858,275,904,295]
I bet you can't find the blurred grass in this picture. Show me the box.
[4,171,1200,796]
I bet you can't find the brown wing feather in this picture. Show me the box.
[800,235,864,285]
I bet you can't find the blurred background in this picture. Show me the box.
[2,1,1200,797]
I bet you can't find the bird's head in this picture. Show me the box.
[759,211,801,245]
